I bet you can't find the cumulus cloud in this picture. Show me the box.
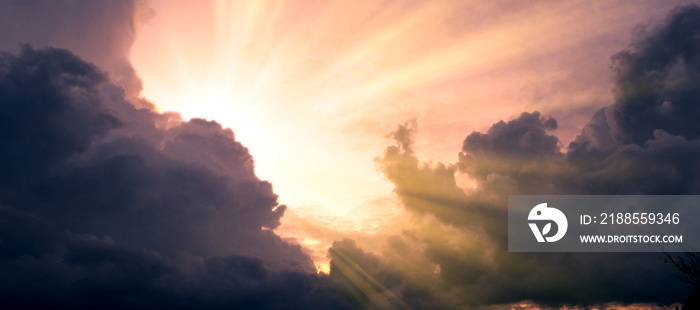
[0,46,350,309]
[367,120,682,308]
[571,4,700,152]
[330,4,700,309]
[0,0,152,106]
[462,112,558,159]
[5,1,700,309]
[565,4,700,196]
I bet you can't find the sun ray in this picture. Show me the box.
[131,0,689,277]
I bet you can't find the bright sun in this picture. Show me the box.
[131,0,641,273]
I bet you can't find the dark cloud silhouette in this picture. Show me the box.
[459,111,565,192]
[462,111,558,158]
[331,4,700,309]
[0,46,350,309]
[571,4,700,151]
[565,4,700,196]
[5,1,700,309]
[0,0,152,106]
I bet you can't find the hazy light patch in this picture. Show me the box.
[131,0,696,275]
[454,171,478,193]
[276,196,409,273]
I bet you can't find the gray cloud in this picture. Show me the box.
[367,119,683,308]
[462,112,558,158]
[0,46,350,309]
[332,4,700,309]
[0,0,152,106]
[572,4,700,150]
[5,1,700,309]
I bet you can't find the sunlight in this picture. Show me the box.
[132,0,588,273]
[4,0,698,308]
[131,0,674,275]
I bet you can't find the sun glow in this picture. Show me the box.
[132,0,683,273]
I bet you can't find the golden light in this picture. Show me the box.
[131,0,682,273]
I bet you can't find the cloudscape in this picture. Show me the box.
[2,1,700,309]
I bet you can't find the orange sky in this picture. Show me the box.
[131,0,694,273]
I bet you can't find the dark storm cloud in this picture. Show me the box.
[0,46,350,309]
[459,111,563,186]
[0,0,151,105]
[572,4,700,150]
[566,4,700,195]
[462,112,558,158]
[331,4,700,309]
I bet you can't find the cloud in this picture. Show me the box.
[331,4,700,309]
[369,120,683,308]
[0,46,351,309]
[0,0,152,106]
[571,4,700,151]
[565,3,700,195]
[458,111,565,194]
[462,111,558,158]
[5,2,700,309]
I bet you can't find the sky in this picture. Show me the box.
[2,0,700,309]
[130,0,698,272]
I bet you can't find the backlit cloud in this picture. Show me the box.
[0,46,349,309]
[332,4,700,309]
